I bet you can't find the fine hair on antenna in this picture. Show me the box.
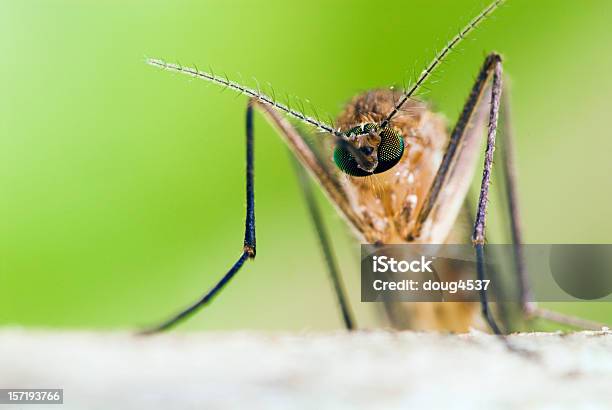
[380,0,505,128]
[147,58,369,163]
[147,58,337,135]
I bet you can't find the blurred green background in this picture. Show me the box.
[1,0,611,331]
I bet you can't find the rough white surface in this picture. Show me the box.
[1,329,612,409]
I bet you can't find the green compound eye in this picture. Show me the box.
[333,126,404,177]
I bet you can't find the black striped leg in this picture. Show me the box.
[140,101,257,334]
[290,156,356,330]
[471,55,503,335]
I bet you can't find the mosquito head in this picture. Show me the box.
[333,123,404,177]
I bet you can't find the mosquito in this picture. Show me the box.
[142,0,603,334]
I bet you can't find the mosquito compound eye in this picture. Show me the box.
[333,126,404,177]
[374,127,404,174]
[333,145,371,176]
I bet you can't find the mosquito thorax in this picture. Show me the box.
[333,123,404,177]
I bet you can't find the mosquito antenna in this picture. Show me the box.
[381,0,505,128]
[308,99,322,124]
[221,72,231,93]
[148,58,371,166]
[252,76,262,98]
[297,96,308,119]
[147,58,338,136]
[234,71,247,100]
[267,82,277,105]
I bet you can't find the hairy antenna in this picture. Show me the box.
[147,58,372,164]
[381,0,505,127]
[147,58,338,135]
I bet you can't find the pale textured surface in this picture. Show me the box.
[1,329,612,410]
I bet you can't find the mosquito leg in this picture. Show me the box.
[472,55,504,335]
[290,156,356,330]
[140,101,257,334]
